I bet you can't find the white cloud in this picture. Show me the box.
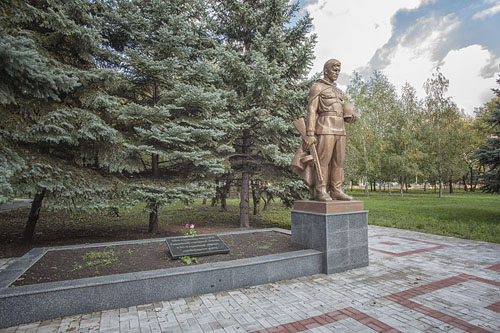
[383,29,499,114]
[381,15,460,100]
[380,19,500,114]
[440,45,499,113]
[397,14,459,61]
[304,0,423,75]
[473,0,500,20]
[304,1,500,115]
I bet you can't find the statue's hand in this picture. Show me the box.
[345,115,357,123]
[303,135,317,150]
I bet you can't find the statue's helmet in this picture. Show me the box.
[343,102,357,119]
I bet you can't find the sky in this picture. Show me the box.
[297,0,500,115]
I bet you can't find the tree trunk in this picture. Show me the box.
[437,130,443,198]
[424,182,427,191]
[364,176,369,197]
[211,179,220,207]
[252,189,260,215]
[220,194,227,211]
[449,177,453,194]
[362,131,369,197]
[152,154,159,177]
[470,167,475,192]
[22,188,46,243]
[378,159,382,193]
[148,207,158,233]
[202,197,207,205]
[400,176,404,197]
[463,175,468,191]
[239,130,250,228]
[240,172,250,227]
[263,194,270,211]
[220,178,231,211]
[251,180,260,216]
[472,167,479,191]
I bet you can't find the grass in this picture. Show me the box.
[72,247,117,271]
[148,190,500,243]
[172,191,498,242]
[183,191,500,243]
[352,190,500,242]
[179,256,198,265]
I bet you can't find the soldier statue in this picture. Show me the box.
[291,59,357,201]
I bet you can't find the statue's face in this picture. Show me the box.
[326,63,341,82]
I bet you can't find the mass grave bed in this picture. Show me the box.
[0,228,322,328]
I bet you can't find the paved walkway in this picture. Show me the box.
[0,199,32,212]
[1,225,499,332]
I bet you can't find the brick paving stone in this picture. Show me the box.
[33,326,57,333]
[118,329,140,333]
[2,225,499,332]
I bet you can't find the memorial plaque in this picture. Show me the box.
[165,235,230,259]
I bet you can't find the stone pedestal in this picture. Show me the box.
[291,200,369,274]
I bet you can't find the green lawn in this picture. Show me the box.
[163,190,500,243]
[353,190,500,242]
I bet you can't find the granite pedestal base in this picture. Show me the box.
[291,200,369,274]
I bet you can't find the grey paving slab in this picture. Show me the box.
[1,225,499,332]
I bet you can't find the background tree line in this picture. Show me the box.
[346,69,498,199]
[1,0,498,242]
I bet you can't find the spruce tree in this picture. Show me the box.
[476,75,500,193]
[0,0,25,17]
[211,0,316,227]
[100,0,231,232]
[0,0,142,242]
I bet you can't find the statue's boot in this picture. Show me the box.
[313,167,333,201]
[330,167,353,201]
[309,188,315,201]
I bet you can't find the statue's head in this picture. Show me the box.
[323,59,341,82]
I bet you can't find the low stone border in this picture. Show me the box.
[0,228,322,328]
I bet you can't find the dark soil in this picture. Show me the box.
[13,231,303,286]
